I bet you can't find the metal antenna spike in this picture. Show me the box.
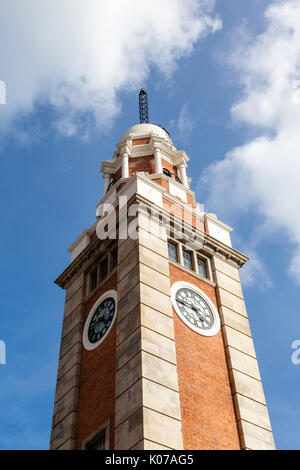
[139,88,149,124]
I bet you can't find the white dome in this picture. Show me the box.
[120,123,172,143]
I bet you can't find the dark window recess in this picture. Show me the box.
[197,258,207,278]
[100,258,108,280]
[90,268,98,292]
[163,168,172,177]
[182,250,192,270]
[106,180,115,192]
[168,242,178,262]
[163,168,182,184]
[86,431,106,450]
[111,249,118,270]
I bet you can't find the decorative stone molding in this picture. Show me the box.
[57,184,248,292]
[212,257,276,450]
[50,272,85,450]
[114,208,183,450]
[68,230,90,263]
[121,153,129,178]
[103,173,111,195]
[205,213,233,248]
[154,146,163,174]
[100,124,190,181]
[177,163,188,188]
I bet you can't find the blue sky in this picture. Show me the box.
[0,0,299,450]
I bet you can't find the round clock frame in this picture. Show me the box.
[171,281,220,337]
[82,290,117,351]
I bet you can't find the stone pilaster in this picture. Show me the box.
[50,272,85,450]
[114,207,183,450]
[212,256,275,450]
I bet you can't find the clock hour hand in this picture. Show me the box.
[177,299,206,322]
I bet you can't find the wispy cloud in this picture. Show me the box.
[177,105,195,136]
[0,0,221,141]
[239,247,272,289]
[169,104,195,142]
[199,0,300,285]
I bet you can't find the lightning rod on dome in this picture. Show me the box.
[139,88,149,124]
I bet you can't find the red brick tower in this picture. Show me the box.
[50,120,275,450]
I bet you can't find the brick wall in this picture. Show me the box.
[152,177,169,191]
[132,138,150,146]
[75,273,117,449]
[169,264,241,450]
[113,167,122,183]
[161,158,177,174]
[129,155,155,176]
[162,198,202,229]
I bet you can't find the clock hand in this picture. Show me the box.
[177,299,206,322]
[177,299,197,310]
[189,304,208,324]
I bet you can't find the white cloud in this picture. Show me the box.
[177,104,195,136]
[169,104,195,139]
[0,0,221,139]
[238,245,272,289]
[199,0,300,284]
[239,256,271,290]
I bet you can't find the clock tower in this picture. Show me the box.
[50,94,275,451]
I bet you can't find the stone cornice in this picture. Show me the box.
[56,191,248,290]
[55,236,116,290]
[134,194,249,268]
[149,173,194,198]
[67,229,90,253]
[162,185,196,209]
[205,212,233,233]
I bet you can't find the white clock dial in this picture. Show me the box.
[171,281,220,337]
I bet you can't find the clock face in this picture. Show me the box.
[175,287,214,330]
[83,290,117,350]
[171,282,220,337]
[88,297,115,344]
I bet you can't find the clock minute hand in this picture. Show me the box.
[177,299,205,321]
[177,299,196,310]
